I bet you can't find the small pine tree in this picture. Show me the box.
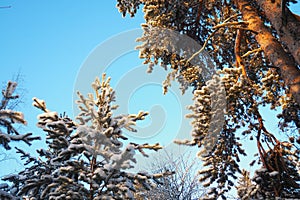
[1,74,168,200]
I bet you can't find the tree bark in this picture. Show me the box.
[235,0,300,105]
[255,0,300,66]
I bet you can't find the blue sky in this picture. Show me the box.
[0,0,299,179]
[0,1,143,115]
[0,0,144,175]
[0,1,193,175]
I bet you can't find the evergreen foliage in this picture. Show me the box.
[1,75,169,200]
[116,0,300,199]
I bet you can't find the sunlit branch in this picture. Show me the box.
[223,13,241,23]
[186,29,218,65]
[241,47,262,58]
[186,20,249,66]
[234,29,248,78]
[212,21,248,30]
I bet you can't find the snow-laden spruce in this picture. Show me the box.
[2,74,169,200]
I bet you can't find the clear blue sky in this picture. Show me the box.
[0,1,193,175]
[0,0,145,175]
[0,1,144,116]
[0,0,299,179]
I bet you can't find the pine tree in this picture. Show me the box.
[116,0,300,198]
[1,74,169,200]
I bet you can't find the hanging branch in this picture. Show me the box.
[234,29,248,78]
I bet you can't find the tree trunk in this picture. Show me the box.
[255,0,300,66]
[235,0,300,105]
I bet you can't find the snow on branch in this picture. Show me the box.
[0,81,40,150]
[1,74,169,199]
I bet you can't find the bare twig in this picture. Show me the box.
[241,47,262,58]
[213,21,248,29]
[186,29,218,65]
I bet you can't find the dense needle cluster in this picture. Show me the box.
[117,0,300,199]
[0,74,167,200]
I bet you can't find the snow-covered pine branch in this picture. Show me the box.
[0,81,41,150]
[2,74,169,200]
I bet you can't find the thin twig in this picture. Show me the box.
[241,47,262,58]
[186,20,248,65]
[223,13,242,23]
[213,21,248,29]
[0,6,11,9]
[186,29,217,65]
